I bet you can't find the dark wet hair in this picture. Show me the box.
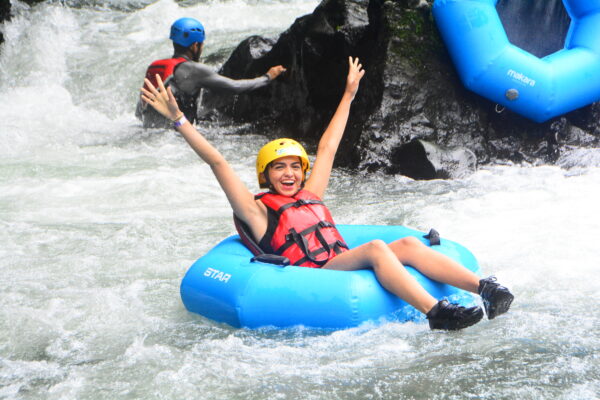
[172,42,192,55]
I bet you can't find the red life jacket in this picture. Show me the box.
[144,57,187,88]
[256,190,349,268]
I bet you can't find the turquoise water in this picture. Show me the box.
[1,1,599,399]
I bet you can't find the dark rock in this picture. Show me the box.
[388,139,476,179]
[203,0,600,179]
[356,0,487,177]
[0,1,10,23]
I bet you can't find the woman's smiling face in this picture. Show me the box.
[266,156,303,195]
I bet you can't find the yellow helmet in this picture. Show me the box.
[256,138,310,188]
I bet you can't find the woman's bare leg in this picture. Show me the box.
[323,240,438,313]
[324,239,485,330]
[387,237,513,320]
[387,237,480,293]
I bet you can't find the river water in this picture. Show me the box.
[1,0,599,399]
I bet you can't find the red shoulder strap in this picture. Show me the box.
[233,214,264,256]
[256,191,288,212]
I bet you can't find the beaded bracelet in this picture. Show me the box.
[173,114,187,128]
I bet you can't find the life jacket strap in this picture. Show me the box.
[293,239,348,267]
[284,227,329,266]
[281,225,349,267]
[276,198,324,215]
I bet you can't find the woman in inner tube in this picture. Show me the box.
[141,57,513,331]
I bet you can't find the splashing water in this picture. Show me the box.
[1,1,599,399]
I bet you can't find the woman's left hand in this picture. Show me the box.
[140,74,182,121]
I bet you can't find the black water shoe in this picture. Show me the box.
[478,276,514,320]
[426,300,484,330]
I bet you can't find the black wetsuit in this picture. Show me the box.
[136,55,271,128]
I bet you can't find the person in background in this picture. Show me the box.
[140,57,514,331]
[136,17,286,128]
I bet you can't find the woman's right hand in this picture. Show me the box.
[345,57,365,101]
[140,74,183,121]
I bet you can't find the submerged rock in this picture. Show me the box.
[388,139,476,180]
[203,0,600,179]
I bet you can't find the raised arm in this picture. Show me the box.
[140,75,266,231]
[304,57,365,198]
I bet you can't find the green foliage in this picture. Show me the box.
[385,3,444,70]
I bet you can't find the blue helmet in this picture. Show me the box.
[170,18,205,47]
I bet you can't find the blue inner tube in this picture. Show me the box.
[180,225,480,330]
[432,0,600,122]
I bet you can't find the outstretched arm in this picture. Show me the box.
[140,75,266,232]
[304,57,365,198]
[177,63,286,94]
